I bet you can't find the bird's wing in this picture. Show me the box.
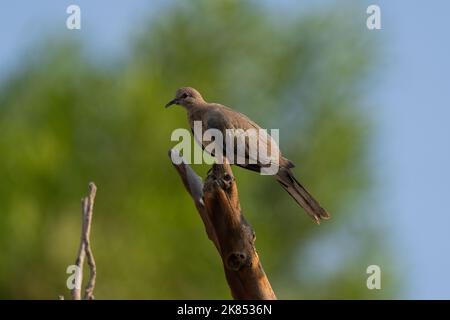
[224,107,281,167]
[202,108,232,160]
[204,105,281,167]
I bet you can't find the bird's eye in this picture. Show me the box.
[182,93,189,99]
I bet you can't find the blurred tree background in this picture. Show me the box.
[0,0,396,298]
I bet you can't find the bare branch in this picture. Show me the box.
[83,182,97,300]
[169,149,276,300]
[71,182,97,300]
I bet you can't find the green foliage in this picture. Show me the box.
[0,1,394,298]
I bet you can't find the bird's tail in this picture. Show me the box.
[276,166,330,224]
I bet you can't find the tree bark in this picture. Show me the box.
[169,150,276,300]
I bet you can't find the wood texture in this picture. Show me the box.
[169,149,276,300]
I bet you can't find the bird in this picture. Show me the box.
[165,87,330,224]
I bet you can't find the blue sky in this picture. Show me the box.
[375,0,450,299]
[0,0,449,299]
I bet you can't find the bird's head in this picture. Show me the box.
[165,87,205,109]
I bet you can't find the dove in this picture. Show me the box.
[166,87,330,223]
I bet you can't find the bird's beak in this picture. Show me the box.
[165,98,178,108]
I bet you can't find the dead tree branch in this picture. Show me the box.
[71,182,97,300]
[169,150,276,300]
